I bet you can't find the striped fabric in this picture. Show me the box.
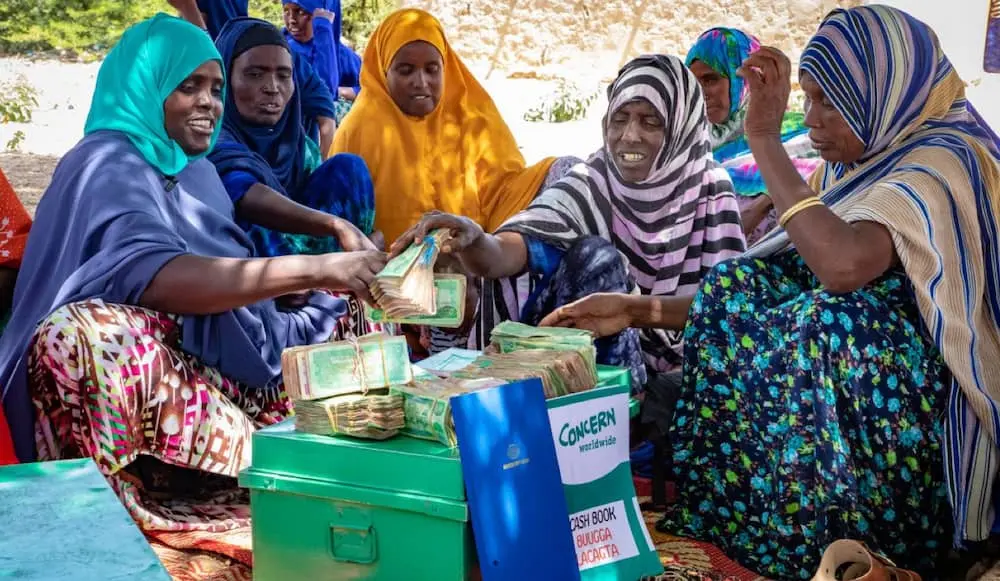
[499,54,745,370]
[747,5,1000,544]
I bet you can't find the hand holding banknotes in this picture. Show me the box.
[319,250,388,304]
[389,211,484,258]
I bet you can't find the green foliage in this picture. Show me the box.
[0,76,38,153]
[524,81,597,124]
[0,0,393,55]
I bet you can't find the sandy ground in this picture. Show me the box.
[0,56,608,213]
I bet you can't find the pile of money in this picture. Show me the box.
[392,377,505,447]
[366,274,467,328]
[454,348,597,399]
[489,321,597,372]
[282,333,412,401]
[295,391,405,440]
[370,229,452,318]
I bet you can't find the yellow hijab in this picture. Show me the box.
[330,8,555,244]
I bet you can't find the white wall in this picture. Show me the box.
[874,0,1000,127]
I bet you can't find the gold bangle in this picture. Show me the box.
[778,196,824,228]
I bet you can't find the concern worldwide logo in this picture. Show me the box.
[558,407,617,452]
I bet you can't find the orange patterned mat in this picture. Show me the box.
[148,507,764,581]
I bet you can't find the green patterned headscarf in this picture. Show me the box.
[84,13,224,176]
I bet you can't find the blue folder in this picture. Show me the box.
[452,378,581,581]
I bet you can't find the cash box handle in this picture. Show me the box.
[330,521,377,564]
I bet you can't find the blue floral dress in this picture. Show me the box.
[658,252,952,579]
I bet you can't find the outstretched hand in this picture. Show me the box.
[389,211,485,259]
[538,293,633,338]
[737,46,793,140]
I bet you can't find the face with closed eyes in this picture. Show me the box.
[386,40,443,117]
[163,60,225,155]
[800,71,865,163]
[606,99,665,183]
[231,44,295,126]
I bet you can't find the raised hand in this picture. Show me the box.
[737,46,793,140]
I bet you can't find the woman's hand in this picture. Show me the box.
[313,8,335,22]
[737,46,792,140]
[538,293,634,338]
[331,217,377,252]
[315,250,388,304]
[390,211,485,258]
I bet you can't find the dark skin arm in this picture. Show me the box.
[390,211,528,280]
[237,183,375,251]
[739,47,896,294]
[541,48,900,337]
[318,116,335,160]
[166,0,207,29]
[139,250,387,315]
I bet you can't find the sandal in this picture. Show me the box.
[811,540,922,581]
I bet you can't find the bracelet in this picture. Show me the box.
[778,196,824,228]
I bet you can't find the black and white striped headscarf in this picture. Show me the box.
[500,54,745,299]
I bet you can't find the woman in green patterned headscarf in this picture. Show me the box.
[686,27,822,244]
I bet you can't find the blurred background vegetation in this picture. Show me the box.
[0,0,395,57]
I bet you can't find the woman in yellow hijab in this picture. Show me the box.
[330,8,559,246]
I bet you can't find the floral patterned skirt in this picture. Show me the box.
[28,297,377,566]
[658,253,952,579]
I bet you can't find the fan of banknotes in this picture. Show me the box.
[370,229,453,319]
[295,391,405,440]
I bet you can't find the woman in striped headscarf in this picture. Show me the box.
[686,27,822,245]
[391,54,746,389]
[542,5,1000,577]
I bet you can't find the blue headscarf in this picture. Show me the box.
[196,0,248,39]
[283,0,362,92]
[210,18,309,195]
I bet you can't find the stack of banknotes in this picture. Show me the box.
[366,273,466,328]
[369,229,458,323]
[454,349,597,399]
[488,321,597,373]
[282,334,412,401]
[391,377,505,447]
[295,391,406,440]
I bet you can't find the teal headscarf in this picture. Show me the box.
[84,13,224,176]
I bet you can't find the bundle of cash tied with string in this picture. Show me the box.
[367,229,467,328]
[282,333,412,402]
[391,377,506,447]
[295,391,405,440]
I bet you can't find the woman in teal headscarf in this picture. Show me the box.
[0,13,385,574]
[686,27,822,244]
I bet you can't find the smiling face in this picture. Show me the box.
[606,99,665,183]
[688,60,730,125]
[283,3,313,43]
[231,45,295,126]
[163,60,224,156]
[800,71,865,163]
[386,40,443,117]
